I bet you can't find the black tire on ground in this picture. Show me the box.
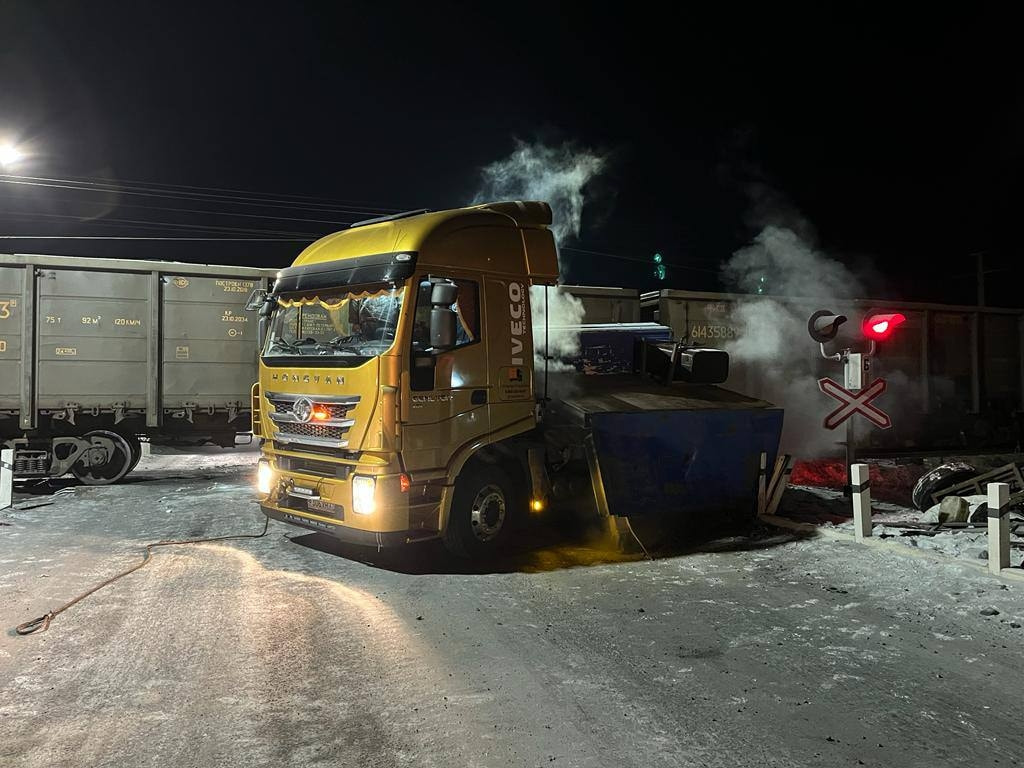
[912,462,978,510]
[442,463,516,558]
[70,430,134,486]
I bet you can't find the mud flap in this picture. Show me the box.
[583,434,646,554]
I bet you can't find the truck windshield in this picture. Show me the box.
[263,286,404,361]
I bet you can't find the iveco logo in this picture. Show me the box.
[293,397,314,422]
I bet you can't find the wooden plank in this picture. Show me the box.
[933,463,1022,506]
[766,453,789,501]
[756,452,767,517]
[765,455,792,517]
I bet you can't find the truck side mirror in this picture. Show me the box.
[431,283,458,305]
[428,280,459,352]
[430,307,457,350]
[245,288,268,311]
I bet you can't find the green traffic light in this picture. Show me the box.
[654,264,666,280]
[653,253,663,264]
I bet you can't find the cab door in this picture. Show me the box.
[399,273,489,472]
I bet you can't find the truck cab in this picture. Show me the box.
[252,202,558,556]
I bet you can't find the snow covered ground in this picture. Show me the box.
[3,452,1024,767]
[780,484,1024,568]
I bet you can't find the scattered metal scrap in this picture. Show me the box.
[927,462,1024,509]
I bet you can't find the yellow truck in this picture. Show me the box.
[249,201,783,556]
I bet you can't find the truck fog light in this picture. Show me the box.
[257,460,274,495]
[352,475,376,515]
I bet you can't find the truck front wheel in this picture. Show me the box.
[443,464,515,558]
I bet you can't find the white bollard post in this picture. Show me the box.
[987,482,1010,574]
[851,463,872,541]
[0,447,13,511]
[140,440,152,457]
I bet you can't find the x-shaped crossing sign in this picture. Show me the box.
[817,377,891,430]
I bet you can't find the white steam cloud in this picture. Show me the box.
[473,140,608,375]
[720,220,863,458]
[723,225,858,299]
[530,286,585,371]
[472,140,606,244]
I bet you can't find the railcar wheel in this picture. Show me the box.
[124,434,143,474]
[71,430,134,485]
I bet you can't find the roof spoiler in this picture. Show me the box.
[476,200,553,229]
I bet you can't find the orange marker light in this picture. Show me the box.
[399,473,411,493]
[311,407,330,421]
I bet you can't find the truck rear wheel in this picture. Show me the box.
[443,464,515,558]
[70,430,134,486]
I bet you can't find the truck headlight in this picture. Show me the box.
[257,459,274,495]
[352,475,376,515]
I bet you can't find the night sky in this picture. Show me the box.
[1,4,1019,306]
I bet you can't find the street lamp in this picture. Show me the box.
[0,142,25,170]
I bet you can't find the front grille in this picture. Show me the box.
[322,402,353,419]
[265,391,360,449]
[267,394,359,419]
[276,422,346,441]
[267,395,296,413]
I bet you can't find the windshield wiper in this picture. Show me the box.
[268,338,327,355]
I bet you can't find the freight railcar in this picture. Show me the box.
[551,286,1024,452]
[0,255,277,483]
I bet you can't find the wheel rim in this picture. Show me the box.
[469,484,506,542]
[71,430,133,485]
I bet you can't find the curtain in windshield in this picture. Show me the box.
[264,287,404,359]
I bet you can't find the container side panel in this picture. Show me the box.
[930,312,972,411]
[685,299,740,345]
[35,270,148,408]
[589,408,784,520]
[161,276,258,408]
[162,274,259,303]
[983,314,1020,410]
[0,266,24,410]
[38,270,149,299]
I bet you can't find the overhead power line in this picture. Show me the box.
[0,174,398,217]
[0,235,315,241]
[53,172,405,213]
[0,193,354,227]
[0,208,322,238]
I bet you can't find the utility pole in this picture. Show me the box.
[976,251,985,307]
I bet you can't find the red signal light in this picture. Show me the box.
[862,312,906,341]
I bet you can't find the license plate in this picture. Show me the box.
[307,498,344,518]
